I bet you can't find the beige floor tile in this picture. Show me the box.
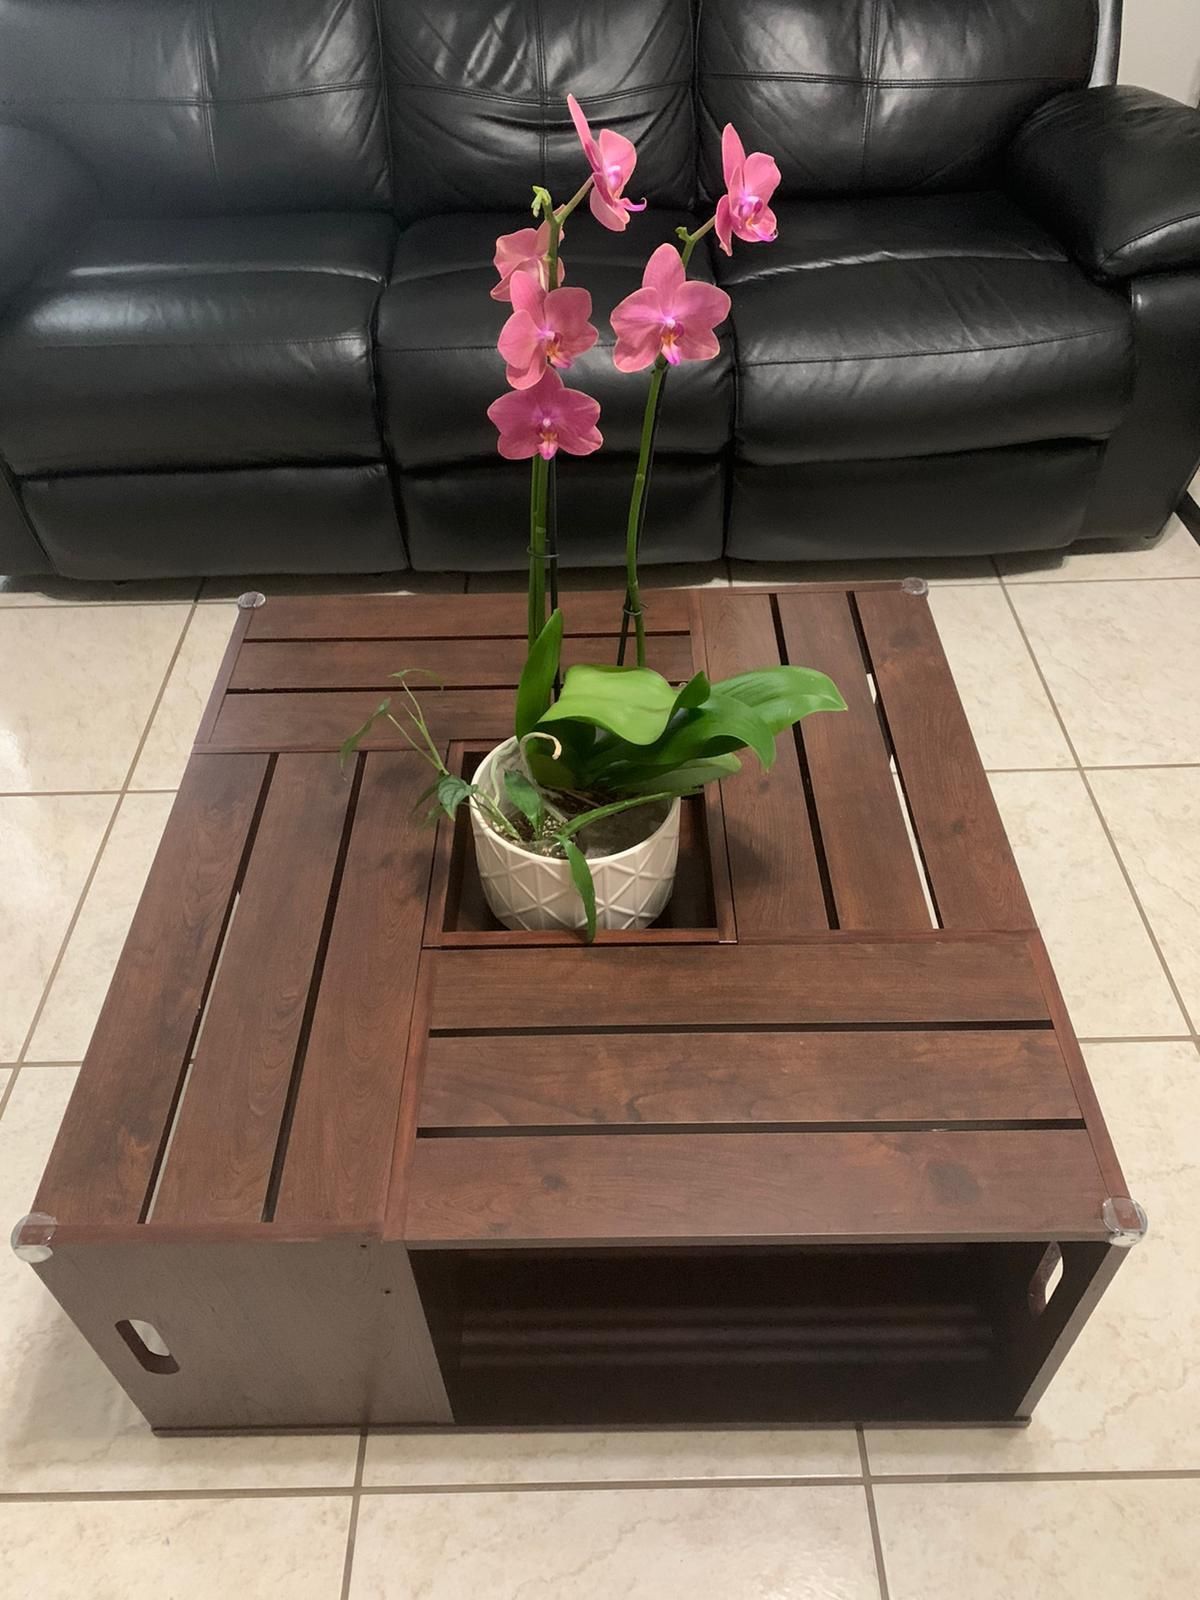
[27,793,175,1061]
[0,604,189,790]
[363,1427,860,1488]
[875,1479,1200,1600]
[729,555,996,586]
[131,604,237,789]
[1009,580,1200,765]
[0,574,200,606]
[467,561,730,594]
[0,795,115,1060]
[1000,514,1200,582]
[0,1066,10,1102]
[1090,768,1200,1030]
[350,1485,878,1600]
[199,570,467,600]
[929,587,1073,769]
[867,1040,1200,1474]
[0,1495,351,1600]
[988,771,1184,1037]
[0,1069,360,1492]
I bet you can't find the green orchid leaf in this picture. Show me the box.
[538,663,678,746]
[515,609,564,740]
[338,696,392,770]
[618,754,742,796]
[647,696,778,771]
[434,774,474,820]
[560,837,597,943]
[710,666,847,732]
[671,671,712,713]
[504,769,545,833]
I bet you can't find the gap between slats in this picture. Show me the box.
[260,752,366,1222]
[140,755,277,1223]
[418,1119,1086,1138]
[848,591,945,928]
[427,1020,1055,1039]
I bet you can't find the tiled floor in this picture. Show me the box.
[2,514,1199,1598]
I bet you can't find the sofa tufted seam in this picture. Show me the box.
[704,71,1081,90]
[7,334,368,352]
[740,326,1124,367]
[859,0,884,187]
[0,80,380,109]
[378,77,693,108]
[1100,210,1200,269]
[195,1,222,203]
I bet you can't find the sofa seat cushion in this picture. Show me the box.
[377,211,733,470]
[717,194,1134,468]
[0,213,396,475]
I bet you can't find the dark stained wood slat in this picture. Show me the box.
[229,635,695,692]
[698,589,827,937]
[1028,931,1131,1200]
[777,590,931,930]
[419,1030,1081,1129]
[151,755,352,1225]
[428,940,1050,1030]
[246,590,691,642]
[275,753,434,1224]
[208,689,514,752]
[855,588,1035,931]
[34,754,268,1224]
[403,1129,1110,1247]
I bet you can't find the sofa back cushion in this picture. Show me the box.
[698,0,1102,198]
[378,0,695,225]
[0,0,389,215]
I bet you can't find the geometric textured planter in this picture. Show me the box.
[469,738,681,932]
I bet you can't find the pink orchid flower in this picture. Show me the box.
[566,93,646,233]
[714,124,781,256]
[491,221,563,303]
[497,276,598,389]
[610,243,731,373]
[487,368,603,461]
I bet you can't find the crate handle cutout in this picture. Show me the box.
[1027,1243,1064,1317]
[115,1319,179,1375]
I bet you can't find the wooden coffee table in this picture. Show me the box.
[17,582,1145,1430]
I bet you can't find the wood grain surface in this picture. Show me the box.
[404,1128,1110,1247]
[427,939,1050,1030]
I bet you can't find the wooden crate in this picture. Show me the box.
[16,583,1146,1429]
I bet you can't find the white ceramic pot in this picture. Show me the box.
[469,738,681,933]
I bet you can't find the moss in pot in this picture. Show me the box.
[340,94,847,938]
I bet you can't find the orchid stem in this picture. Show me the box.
[678,214,716,271]
[555,176,593,229]
[528,452,550,650]
[618,356,668,668]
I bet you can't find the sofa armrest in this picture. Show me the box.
[1006,87,1200,279]
[0,123,97,311]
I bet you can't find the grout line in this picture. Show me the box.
[866,1467,1200,1484]
[996,579,1199,1044]
[3,601,198,1112]
[999,572,1200,585]
[6,1465,1200,1505]
[858,1430,892,1600]
[338,1431,369,1600]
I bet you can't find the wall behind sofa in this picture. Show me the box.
[1121,0,1200,103]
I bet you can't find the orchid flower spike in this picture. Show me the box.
[498,277,598,389]
[714,124,781,256]
[491,221,562,302]
[610,243,731,372]
[487,368,603,460]
[566,93,646,233]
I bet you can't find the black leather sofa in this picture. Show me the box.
[2,0,1199,580]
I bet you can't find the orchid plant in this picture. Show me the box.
[343,96,844,938]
